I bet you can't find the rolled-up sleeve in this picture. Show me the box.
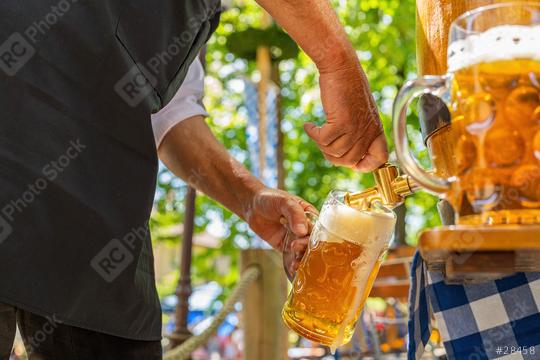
[151,57,208,147]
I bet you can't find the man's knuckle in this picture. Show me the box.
[322,147,340,157]
[318,136,334,146]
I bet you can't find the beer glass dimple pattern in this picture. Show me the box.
[282,191,396,349]
[450,56,540,224]
[393,3,540,225]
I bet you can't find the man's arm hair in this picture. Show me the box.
[255,0,357,71]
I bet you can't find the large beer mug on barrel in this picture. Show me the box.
[394,2,540,225]
[281,190,396,350]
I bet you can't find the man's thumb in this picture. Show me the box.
[280,198,308,238]
[303,122,320,141]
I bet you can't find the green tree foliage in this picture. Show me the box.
[152,0,442,297]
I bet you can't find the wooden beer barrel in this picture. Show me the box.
[416,0,540,76]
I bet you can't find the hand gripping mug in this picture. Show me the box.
[281,190,396,350]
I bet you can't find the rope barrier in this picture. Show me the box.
[163,266,261,360]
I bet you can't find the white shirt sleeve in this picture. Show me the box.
[151,57,208,147]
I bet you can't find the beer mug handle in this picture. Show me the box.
[392,76,452,194]
[282,211,318,282]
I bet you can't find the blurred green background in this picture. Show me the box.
[151,0,442,299]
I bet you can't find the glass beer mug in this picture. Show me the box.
[394,2,540,226]
[281,190,396,350]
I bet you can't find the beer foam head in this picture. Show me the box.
[318,203,396,246]
[448,25,540,72]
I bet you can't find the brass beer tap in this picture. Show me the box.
[345,163,419,210]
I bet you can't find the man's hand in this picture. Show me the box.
[304,64,388,172]
[254,0,389,171]
[245,188,317,250]
[159,116,316,252]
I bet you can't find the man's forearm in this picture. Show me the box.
[157,116,264,221]
[256,0,388,171]
[255,0,357,71]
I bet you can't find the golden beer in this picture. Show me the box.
[282,191,395,349]
[394,6,540,226]
[448,58,540,224]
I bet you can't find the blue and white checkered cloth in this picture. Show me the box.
[408,252,540,359]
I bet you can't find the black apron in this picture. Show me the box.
[0,0,220,340]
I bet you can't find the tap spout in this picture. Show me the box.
[345,163,418,210]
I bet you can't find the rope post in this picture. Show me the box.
[169,48,206,352]
[241,249,288,360]
[170,186,196,350]
[163,266,261,360]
